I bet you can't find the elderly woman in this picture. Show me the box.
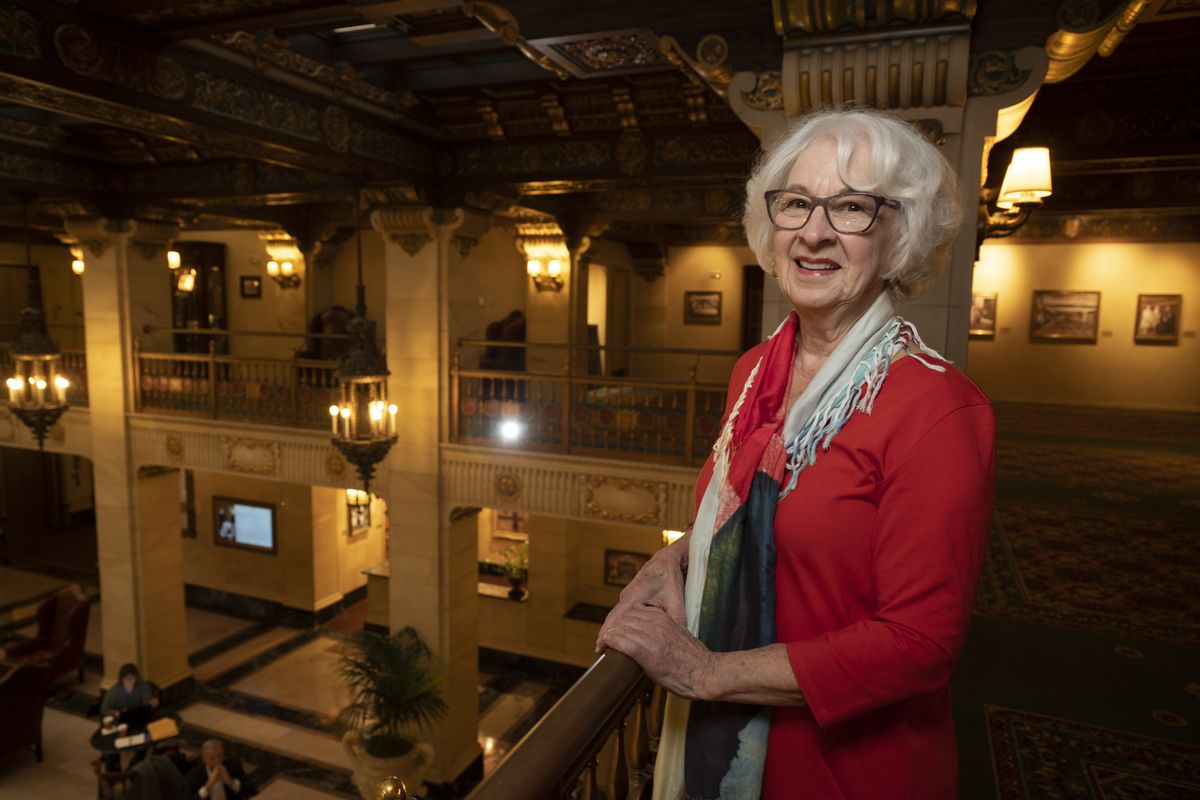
[597,107,994,799]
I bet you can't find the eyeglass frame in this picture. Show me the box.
[763,189,901,234]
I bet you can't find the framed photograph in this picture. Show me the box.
[684,291,722,325]
[348,501,370,534]
[1134,294,1182,345]
[239,275,262,298]
[969,292,997,339]
[1029,291,1101,343]
[604,549,651,588]
[213,497,277,553]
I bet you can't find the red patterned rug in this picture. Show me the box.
[988,706,1200,799]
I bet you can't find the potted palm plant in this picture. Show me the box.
[500,542,528,600]
[338,627,447,799]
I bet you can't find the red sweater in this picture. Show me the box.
[695,347,995,799]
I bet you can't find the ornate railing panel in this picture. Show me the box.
[0,343,88,408]
[135,344,338,429]
[452,341,736,467]
[467,651,663,800]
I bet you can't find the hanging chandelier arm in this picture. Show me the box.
[354,188,366,318]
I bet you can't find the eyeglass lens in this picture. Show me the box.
[769,192,880,233]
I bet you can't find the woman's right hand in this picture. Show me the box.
[595,534,688,653]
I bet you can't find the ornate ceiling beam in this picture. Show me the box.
[0,3,435,176]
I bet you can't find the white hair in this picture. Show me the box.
[743,107,962,303]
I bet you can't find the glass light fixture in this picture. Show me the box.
[6,199,69,449]
[329,191,396,493]
[71,259,85,275]
[176,267,197,294]
[977,145,1053,255]
[265,257,300,289]
[167,249,181,270]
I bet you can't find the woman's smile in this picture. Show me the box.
[791,256,841,276]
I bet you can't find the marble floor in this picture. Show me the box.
[2,568,568,799]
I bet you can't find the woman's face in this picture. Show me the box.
[771,139,895,328]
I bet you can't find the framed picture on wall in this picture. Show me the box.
[213,497,277,553]
[604,549,651,588]
[239,275,262,298]
[348,502,370,534]
[969,292,997,339]
[684,291,722,325]
[1134,294,1182,345]
[1029,290,1101,343]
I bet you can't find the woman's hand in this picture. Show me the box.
[595,535,688,653]
[598,603,715,701]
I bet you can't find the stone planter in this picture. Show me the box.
[342,730,434,799]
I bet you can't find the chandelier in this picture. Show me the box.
[328,192,396,492]
[4,200,69,449]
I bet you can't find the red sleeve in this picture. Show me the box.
[786,403,995,727]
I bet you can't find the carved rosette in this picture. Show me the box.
[494,473,520,499]
[968,51,1032,96]
[370,205,434,256]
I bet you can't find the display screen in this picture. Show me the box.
[213,497,276,553]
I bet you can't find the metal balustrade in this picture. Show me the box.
[451,340,738,467]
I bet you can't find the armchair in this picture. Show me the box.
[3,583,94,684]
[0,661,51,763]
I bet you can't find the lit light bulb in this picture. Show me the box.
[54,376,70,390]
[279,261,294,277]
[546,259,562,277]
[526,259,542,276]
[177,268,196,293]
[498,419,522,442]
[167,250,181,270]
[71,259,85,275]
[266,260,280,277]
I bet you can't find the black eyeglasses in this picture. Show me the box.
[764,190,900,234]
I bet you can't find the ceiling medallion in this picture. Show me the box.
[494,473,520,498]
[534,29,666,78]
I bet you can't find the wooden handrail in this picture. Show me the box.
[454,367,726,391]
[141,325,350,340]
[136,351,336,368]
[459,338,742,358]
[467,651,650,800]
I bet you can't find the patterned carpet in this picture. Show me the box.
[965,402,1200,799]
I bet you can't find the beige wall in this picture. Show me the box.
[968,241,1200,411]
[175,232,308,360]
[0,242,85,349]
[477,510,664,667]
[311,485,388,601]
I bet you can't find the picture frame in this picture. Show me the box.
[1029,290,1101,343]
[239,275,262,299]
[347,501,371,534]
[683,291,722,325]
[212,496,277,554]
[604,549,651,588]
[969,292,997,339]
[1134,294,1182,345]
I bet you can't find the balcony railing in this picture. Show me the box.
[468,651,663,800]
[134,339,338,428]
[0,343,89,408]
[451,341,738,467]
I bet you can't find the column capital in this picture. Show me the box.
[128,219,181,260]
[62,216,115,257]
[437,207,493,257]
[62,217,180,259]
[370,204,434,256]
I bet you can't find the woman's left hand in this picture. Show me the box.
[598,603,715,701]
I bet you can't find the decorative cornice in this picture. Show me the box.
[63,217,113,257]
[1044,0,1151,84]
[463,0,570,80]
[658,34,732,100]
[448,208,494,258]
[772,0,976,37]
[54,24,189,101]
[129,219,181,259]
[370,205,434,256]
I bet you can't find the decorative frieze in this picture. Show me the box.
[129,219,181,260]
[0,4,39,60]
[54,24,188,101]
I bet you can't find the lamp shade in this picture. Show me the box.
[997,147,1052,209]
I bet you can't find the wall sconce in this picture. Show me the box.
[266,259,301,289]
[345,488,370,507]
[167,249,181,270]
[977,146,1053,253]
[175,267,197,294]
[71,259,85,275]
[526,257,563,292]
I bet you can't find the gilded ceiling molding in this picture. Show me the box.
[63,217,113,257]
[658,34,732,100]
[54,24,188,101]
[1043,0,1151,84]
[128,219,181,260]
[772,0,976,37]
[0,4,40,60]
[370,205,434,256]
[463,0,570,80]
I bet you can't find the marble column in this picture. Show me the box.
[370,205,483,785]
[64,217,191,693]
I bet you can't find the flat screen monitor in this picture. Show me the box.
[212,497,276,553]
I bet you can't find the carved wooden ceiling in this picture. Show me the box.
[0,0,1196,245]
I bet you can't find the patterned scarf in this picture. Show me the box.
[653,292,945,799]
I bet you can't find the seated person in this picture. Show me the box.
[127,753,186,800]
[101,663,160,716]
[184,739,257,799]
